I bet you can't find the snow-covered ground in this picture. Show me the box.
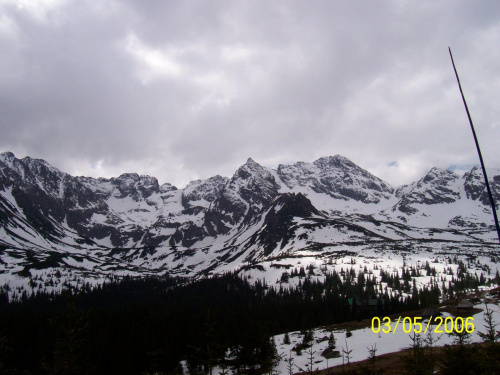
[275,305,499,373]
[210,299,500,374]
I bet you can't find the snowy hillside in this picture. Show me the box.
[1,151,499,294]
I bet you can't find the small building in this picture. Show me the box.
[422,307,441,320]
[348,297,385,314]
[457,299,474,310]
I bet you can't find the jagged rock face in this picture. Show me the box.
[181,175,229,208]
[256,193,323,256]
[208,158,280,228]
[0,154,181,247]
[0,153,109,241]
[77,174,162,201]
[119,174,160,200]
[464,167,500,208]
[232,158,280,206]
[395,168,461,214]
[278,155,394,203]
[0,153,69,199]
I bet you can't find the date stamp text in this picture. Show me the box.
[371,316,475,335]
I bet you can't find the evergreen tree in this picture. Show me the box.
[440,322,478,375]
[478,303,500,343]
[304,347,316,375]
[401,333,429,375]
[286,351,295,375]
[367,344,378,374]
[423,328,441,375]
[328,332,336,349]
[45,293,91,375]
[283,332,290,345]
[0,335,12,375]
[256,337,282,375]
[358,344,384,375]
[230,344,258,375]
[188,310,223,375]
[477,304,500,374]
[302,329,313,347]
[342,340,353,373]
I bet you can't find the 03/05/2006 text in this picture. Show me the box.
[371,316,474,335]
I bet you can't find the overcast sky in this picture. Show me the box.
[1,0,500,188]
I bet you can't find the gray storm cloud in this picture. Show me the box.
[1,0,499,188]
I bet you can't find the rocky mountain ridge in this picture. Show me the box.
[0,151,499,290]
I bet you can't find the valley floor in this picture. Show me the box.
[266,288,500,375]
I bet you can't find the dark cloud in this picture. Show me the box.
[1,0,499,187]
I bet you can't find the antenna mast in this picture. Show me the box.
[449,47,500,244]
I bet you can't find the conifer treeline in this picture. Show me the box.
[0,261,490,374]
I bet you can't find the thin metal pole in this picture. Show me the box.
[449,47,500,244]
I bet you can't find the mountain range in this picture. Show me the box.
[1,151,499,290]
